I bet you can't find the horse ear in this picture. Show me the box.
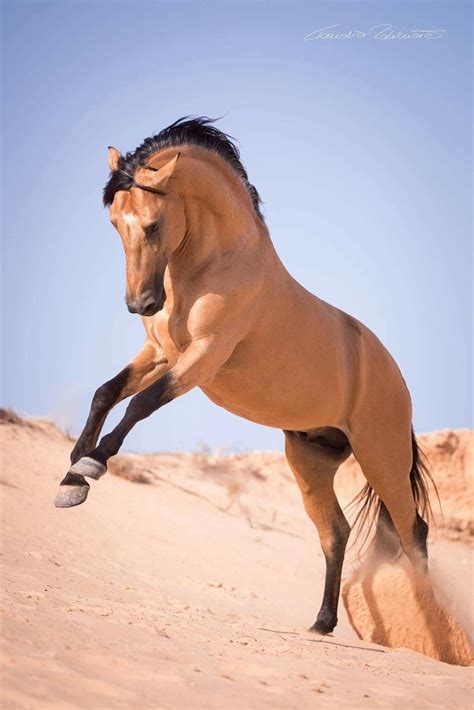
[138,153,180,190]
[108,146,122,172]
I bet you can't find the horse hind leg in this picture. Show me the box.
[372,500,429,558]
[351,425,430,571]
[284,428,352,634]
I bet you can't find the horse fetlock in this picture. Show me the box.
[310,610,337,635]
[69,456,107,481]
[53,458,105,509]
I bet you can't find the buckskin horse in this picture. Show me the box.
[55,117,432,635]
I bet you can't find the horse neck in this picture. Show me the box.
[168,152,266,273]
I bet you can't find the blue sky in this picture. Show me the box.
[1,0,472,452]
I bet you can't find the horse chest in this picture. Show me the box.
[149,310,190,365]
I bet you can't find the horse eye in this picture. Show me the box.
[144,221,160,239]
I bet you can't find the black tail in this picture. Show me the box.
[348,427,439,559]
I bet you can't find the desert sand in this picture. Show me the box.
[1,413,473,709]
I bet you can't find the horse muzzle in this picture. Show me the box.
[126,289,161,317]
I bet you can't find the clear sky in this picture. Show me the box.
[1,1,472,453]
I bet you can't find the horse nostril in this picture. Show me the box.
[141,299,157,316]
[126,294,157,316]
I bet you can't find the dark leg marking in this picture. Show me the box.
[310,518,351,634]
[86,373,173,466]
[54,367,131,508]
[413,513,429,571]
[69,367,131,465]
[373,505,428,569]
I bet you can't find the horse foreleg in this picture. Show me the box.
[284,430,351,634]
[54,341,168,508]
[70,336,231,477]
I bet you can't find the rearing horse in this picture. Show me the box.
[55,117,432,635]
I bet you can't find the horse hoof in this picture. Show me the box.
[54,482,90,508]
[309,614,337,635]
[69,456,107,481]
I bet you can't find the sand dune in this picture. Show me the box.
[1,414,473,708]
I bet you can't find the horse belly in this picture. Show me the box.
[201,343,350,431]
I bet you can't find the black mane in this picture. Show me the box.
[103,116,264,220]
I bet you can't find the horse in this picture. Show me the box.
[54,116,432,635]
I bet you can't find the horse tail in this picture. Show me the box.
[348,426,438,559]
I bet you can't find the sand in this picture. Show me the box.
[1,415,473,708]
